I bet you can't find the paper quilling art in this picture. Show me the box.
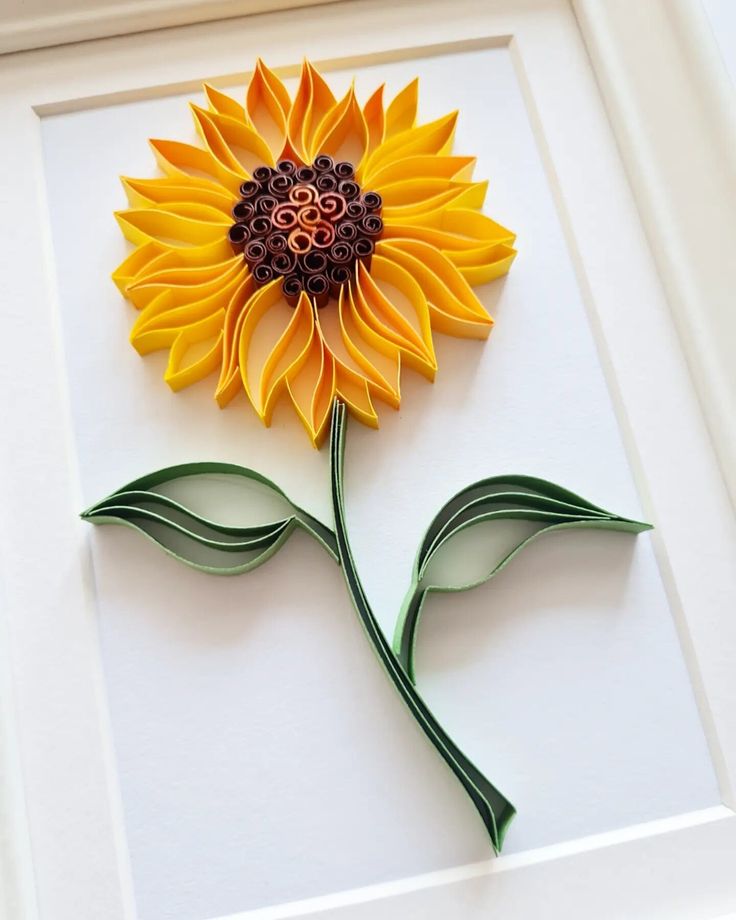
[85,59,652,852]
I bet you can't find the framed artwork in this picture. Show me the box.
[1,1,734,918]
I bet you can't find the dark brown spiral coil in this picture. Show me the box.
[229,157,384,307]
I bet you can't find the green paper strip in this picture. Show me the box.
[81,461,338,573]
[329,400,515,852]
[393,475,653,683]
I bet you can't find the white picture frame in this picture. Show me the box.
[1,1,734,917]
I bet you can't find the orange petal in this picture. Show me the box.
[311,86,369,168]
[190,105,274,191]
[287,60,336,163]
[363,84,385,158]
[246,59,291,158]
[204,83,246,121]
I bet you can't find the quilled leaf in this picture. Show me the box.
[82,463,338,573]
[392,475,653,682]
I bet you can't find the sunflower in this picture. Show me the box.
[113,59,516,445]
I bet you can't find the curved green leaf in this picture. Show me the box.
[81,461,338,574]
[393,475,653,682]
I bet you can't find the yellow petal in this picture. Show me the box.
[384,209,517,283]
[377,239,493,339]
[130,270,240,352]
[121,176,236,214]
[286,316,336,447]
[148,138,224,186]
[382,180,487,220]
[111,241,167,294]
[338,285,401,409]
[126,255,243,309]
[363,111,458,180]
[246,59,291,158]
[385,78,418,138]
[237,281,314,422]
[215,275,255,407]
[204,83,246,122]
[353,258,437,380]
[369,155,476,189]
[114,209,232,266]
[165,311,225,391]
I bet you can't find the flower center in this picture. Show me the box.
[228,156,383,307]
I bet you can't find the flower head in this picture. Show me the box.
[113,59,516,445]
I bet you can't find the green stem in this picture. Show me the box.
[329,400,515,853]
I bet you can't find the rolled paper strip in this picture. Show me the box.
[329,240,353,264]
[250,215,271,237]
[272,250,296,275]
[362,191,382,213]
[227,222,250,253]
[256,195,278,215]
[288,229,312,254]
[334,161,355,180]
[300,249,328,275]
[338,179,360,200]
[253,165,273,183]
[289,184,317,207]
[239,179,260,199]
[313,154,334,172]
[298,204,322,229]
[346,200,366,221]
[269,174,293,198]
[354,237,374,268]
[328,264,351,297]
[306,272,330,308]
[316,173,338,192]
[282,273,302,307]
[295,165,317,184]
[272,203,299,230]
[336,221,358,241]
[312,221,336,249]
[265,232,288,254]
[276,159,297,176]
[360,214,384,239]
[318,192,347,221]
[253,262,274,285]
[244,239,268,264]
[232,200,255,222]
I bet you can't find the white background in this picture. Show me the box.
[40,45,719,920]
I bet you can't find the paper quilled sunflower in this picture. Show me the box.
[87,59,652,853]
